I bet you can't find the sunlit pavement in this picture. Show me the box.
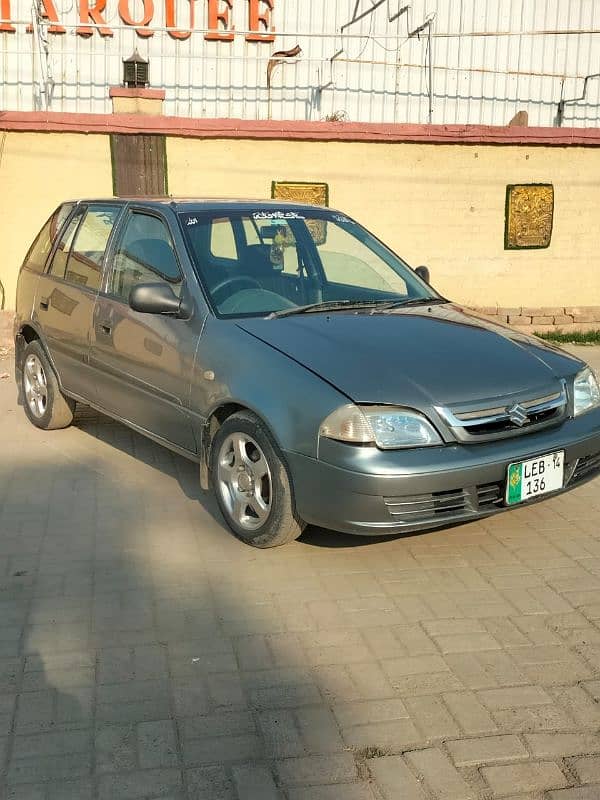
[1,347,600,800]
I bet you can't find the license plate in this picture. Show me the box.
[506,450,564,505]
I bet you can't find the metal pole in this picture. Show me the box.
[428,19,433,124]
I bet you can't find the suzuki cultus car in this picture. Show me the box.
[14,199,600,547]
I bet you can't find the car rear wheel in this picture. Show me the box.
[210,411,305,548]
[21,341,75,430]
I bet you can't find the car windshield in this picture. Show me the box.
[178,207,440,318]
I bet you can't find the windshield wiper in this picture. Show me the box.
[268,299,395,319]
[371,296,448,313]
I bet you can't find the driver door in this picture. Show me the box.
[90,209,197,452]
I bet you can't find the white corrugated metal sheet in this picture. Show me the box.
[1,0,600,125]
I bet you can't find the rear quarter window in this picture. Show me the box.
[22,204,74,274]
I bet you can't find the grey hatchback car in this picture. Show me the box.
[14,198,600,547]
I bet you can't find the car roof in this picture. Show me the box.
[64,197,331,212]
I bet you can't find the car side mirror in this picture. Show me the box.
[415,265,430,284]
[129,282,190,318]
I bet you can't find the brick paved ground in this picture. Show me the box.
[1,346,600,800]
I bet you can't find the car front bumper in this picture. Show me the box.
[286,408,600,535]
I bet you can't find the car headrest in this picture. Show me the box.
[243,244,278,276]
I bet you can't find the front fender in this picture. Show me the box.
[193,317,351,459]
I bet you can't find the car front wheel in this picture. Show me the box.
[21,340,75,430]
[210,411,305,548]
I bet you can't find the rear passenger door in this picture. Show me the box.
[37,203,122,400]
[90,209,197,453]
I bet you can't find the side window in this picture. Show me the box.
[48,207,85,279]
[210,218,237,260]
[65,205,121,291]
[109,212,181,302]
[22,203,73,274]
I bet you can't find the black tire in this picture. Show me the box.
[21,340,75,430]
[210,410,306,548]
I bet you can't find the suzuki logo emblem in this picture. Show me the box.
[507,403,529,427]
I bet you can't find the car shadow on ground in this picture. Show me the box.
[71,404,414,551]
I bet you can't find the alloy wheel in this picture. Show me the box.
[23,354,48,419]
[216,432,272,531]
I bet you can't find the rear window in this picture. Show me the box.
[22,204,73,274]
[64,205,121,291]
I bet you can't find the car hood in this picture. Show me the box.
[235,304,584,407]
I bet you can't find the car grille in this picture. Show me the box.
[384,481,503,526]
[569,451,600,486]
[383,451,600,527]
[435,383,568,443]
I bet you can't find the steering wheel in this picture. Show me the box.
[211,276,262,305]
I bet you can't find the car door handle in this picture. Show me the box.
[39,298,49,310]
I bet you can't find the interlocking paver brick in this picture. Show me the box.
[181,711,256,741]
[249,683,322,709]
[405,747,475,799]
[482,762,568,795]
[95,724,137,773]
[258,709,305,758]
[552,685,600,729]
[368,755,428,799]
[405,695,461,740]
[547,788,600,800]
[185,764,235,799]
[183,733,264,766]
[389,670,465,696]
[392,625,439,654]
[443,691,498,734]
[10,729,91,760]
[241,667,314,691]
[492,704,575,733]
[97,680,171,724]
[446,734,528,765]
[232,764,282,800]
[7,751,92,784]
[276,753,358,786]
[45,779,94,800]
[525,732,600,758]
[382,655,449,679]
[97,767,183,799]
[478,685,553,710]
[296,706,345,753]
[137,719,179,768]
[422,618,487,637]
[341,718,422,749]
[333,698,409,729]
[345,662,397,699]
[573,755,600,783]
[286,784,376,800]
[434,633,502,653]
[482,618,531,647]
[97,645,170,684]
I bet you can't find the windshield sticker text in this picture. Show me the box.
[252,211,305,220]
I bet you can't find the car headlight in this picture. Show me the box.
[319,404,442,449]
[574,367,600,416]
